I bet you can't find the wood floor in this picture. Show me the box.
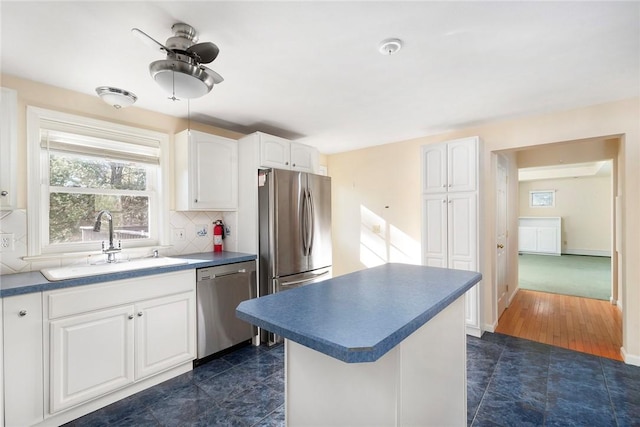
[495,289,623,361]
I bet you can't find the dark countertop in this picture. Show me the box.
[0,251,256,298]
[237,263,481,364]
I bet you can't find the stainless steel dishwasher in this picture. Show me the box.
[195,260,256,364]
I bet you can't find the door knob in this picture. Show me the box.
[497,244,504,249]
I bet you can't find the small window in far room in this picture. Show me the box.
[529,190,555,207]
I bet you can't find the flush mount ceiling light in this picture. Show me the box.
[132,23,223,100]
[379,38,403,55]
[95,86,138,109]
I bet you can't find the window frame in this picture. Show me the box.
[529,190,556,208]
[27,106,170,257]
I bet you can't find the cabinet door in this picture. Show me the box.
[135,292,196,380]
[0,87,18,210]
[290,142,318,173]
[421,144,447,193]
[259,134,291,169]
[192,133,238,210]
[537,227,558,254]
[447,138,477,192]
[422,194,448,268]
[3,293,44,426]
[518,227,538,252]
[50,306,135,413]
[447,193,477,271]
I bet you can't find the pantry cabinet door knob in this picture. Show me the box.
[19,310,27,317]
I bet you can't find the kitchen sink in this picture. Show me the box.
[41,257,189,281]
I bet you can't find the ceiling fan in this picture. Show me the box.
[132,23,223,100]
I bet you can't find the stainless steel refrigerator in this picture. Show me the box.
[258,169,332,342]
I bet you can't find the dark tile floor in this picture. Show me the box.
[65,333,640,427]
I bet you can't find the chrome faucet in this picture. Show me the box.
[93,210,121,263]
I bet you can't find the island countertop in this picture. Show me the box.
[236,263,481,363]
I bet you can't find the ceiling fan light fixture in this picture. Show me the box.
[150,59,215,99]
[95,86,137,109]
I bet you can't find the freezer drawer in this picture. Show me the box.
[196,261,256,360]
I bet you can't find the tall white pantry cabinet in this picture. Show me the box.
[421,136,483,337]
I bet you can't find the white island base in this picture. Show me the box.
[286,296,466,426]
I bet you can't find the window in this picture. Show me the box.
[529,190,555,208]
[27,107,169,256]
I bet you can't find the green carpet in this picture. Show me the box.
[518,254,611,300]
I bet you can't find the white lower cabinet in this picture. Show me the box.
[50,305,135,413]
[3,293,44,427]
[135,292,195,380]
[1,269,196,426]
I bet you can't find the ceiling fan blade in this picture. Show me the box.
[201,66,224,84]
[131,28,171,54]
[187,42,219,64]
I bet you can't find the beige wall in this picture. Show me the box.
[519,176,612,255]
[328,97,640,363]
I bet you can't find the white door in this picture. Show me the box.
[537,227,558,254]
[447,192,477,271]
[3,293,44,426]
[422,194,448,268]
[193,133,238,210]
[447,138,477,192]
[260,134,291,169]
[421,144,447,194]
[50,306,135,413]
[290,142,317,173]
[496,154,509,318]
[135,292,196,380]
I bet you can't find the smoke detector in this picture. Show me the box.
[379,38,403,55]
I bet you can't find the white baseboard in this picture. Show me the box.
[483,321,497,333]
[562,249,612,257]
[466,325,482,338]
[621,347,640,367]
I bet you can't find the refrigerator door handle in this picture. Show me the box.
[307,189,315,256]
[280,270,330,287]
[301,187,308,255]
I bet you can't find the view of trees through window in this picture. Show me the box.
[49,153,150,245]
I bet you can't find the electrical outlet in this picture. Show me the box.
[372,224,381,234]
[173,228,185,241]
[0,233,15,252]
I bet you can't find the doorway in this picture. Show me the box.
[494,137,622,360]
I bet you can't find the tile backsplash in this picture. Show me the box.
[0,209,238,275]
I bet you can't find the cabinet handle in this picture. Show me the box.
[285,161,289,165]
[442,199,446,203]
[137,312,143,317]
[448,200,452,204]
[441,185,446,188]
[18,310,27,317]
[194,199,198,203]
[448,184,452,187]
[128,314,134,320]
[0,190,7,196]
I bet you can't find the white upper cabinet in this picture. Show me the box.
[259,133,291,169]
[175,129,238,211]
[1,87,18,210]
[422,137,477,193]
[290,141,318,172]
[245,131,318,173]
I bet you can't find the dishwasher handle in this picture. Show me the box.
[198,268,247,281]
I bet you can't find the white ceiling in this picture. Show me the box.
[1,1,638,154]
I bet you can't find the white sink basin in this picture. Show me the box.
[41,257,189,281]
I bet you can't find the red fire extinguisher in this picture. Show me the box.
[213,220,225,252]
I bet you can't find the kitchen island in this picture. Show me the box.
[237,263,482,426]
